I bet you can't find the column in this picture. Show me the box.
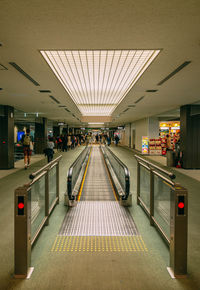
[53,126,60,138]
[34,118,47,154]
[0,105,14,169]
[180,105,200,168]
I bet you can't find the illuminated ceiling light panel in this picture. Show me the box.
[78,105,114,116]
[88,122,104,124]
[40,50,160,116]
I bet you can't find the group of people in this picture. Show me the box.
[21,129,120,169]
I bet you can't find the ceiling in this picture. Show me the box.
[0,0,200,127]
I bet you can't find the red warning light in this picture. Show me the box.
[178,202,184,209]
[2,141,6,144]
[18,202,24,209]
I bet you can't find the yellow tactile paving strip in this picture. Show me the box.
[51,236,148,252]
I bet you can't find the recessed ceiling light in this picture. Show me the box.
[0,64,8,70]
[123,108,129,113]
[134,96,145,104]
[39,90,51,93]
[49,95,60,104]
[146,89,158,92]
[41,49,160,116]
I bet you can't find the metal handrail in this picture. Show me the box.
[29,155,62,180]
[103,145,130,200]
[135,154,188,277]
[67,145,90,200]
[135,154,176,179]
[14,154,62,278]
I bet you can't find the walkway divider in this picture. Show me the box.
[135,154,188,278]
[14,155,62,279]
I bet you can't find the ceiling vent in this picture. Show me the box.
[59,105,67,107]
[65,108,71,112]
[128,105,136,108]
[9,62,40,86]
[157,61,191,86]
[123,108,130,113]
[0,64,8,70]
[134,96,145,104]
[49,95,60,104]
[0,88,3,90]
[146,89,158,92]
[39,90,51,93]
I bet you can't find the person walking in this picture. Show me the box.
[46,137,54,163]
[107,135,111,146]
[114,134,119,146]
[166,134,172,151]
[67,134,72,150]
[21,128,33,169]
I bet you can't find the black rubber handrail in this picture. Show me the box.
[67,146,90,200]
[134,154,176,179]
[103,145,130,200]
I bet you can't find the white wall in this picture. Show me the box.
[148,117,159,138]
[124,124,130,147]
[135,118,149,150]
[120,117,159,151]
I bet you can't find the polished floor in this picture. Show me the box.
[0,145,199,289]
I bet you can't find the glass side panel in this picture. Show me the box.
[154,175,170,239]
[139,166,150,211]
[105,148,125,192]
[49,165,57,209]
[31,175,45,240]
[72,147,88,190]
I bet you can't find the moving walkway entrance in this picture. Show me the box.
[54,145,145,252]
[14,144,188,282]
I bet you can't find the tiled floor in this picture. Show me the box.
[0,154,45,179]
[0,145,199,290]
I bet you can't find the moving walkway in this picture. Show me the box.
[66,144,130,203]
[14,145,188,279]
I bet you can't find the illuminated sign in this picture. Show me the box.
[17,196,24,216]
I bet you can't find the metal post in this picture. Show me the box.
[56,163,60,204]
[45,171,49,225]
[168,184,188,278]
[150,169,154,226]
[137,161,140,205]
[14,185,33,279]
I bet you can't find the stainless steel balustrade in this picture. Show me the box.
[101,145,130,201]
[14,155,62,279]
[135,154,188,278]
[66,146,91,201]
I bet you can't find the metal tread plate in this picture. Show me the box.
[81,146,115,201]
[59,201,139,236]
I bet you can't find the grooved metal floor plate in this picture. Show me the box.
[59,201,139,236]
[81,146,115,201]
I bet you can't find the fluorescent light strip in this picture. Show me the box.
[88,122,104,124]
[41,50,160,116]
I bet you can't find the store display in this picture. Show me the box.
[149,138,162,155]
[159,121,180,154]
[142,136,149,154]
